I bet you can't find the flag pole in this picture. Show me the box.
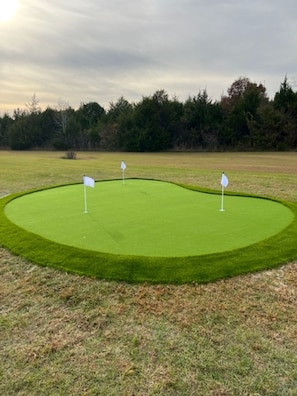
[220,184,225,211]
[121,160,126,185]
[220,171,228,211]
[83,175,95,213]
[84,184,88,213]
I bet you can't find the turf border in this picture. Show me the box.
[1,179,297,284]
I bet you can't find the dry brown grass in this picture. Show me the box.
[0,151,297,395]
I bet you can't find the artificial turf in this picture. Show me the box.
[4,179,294,257]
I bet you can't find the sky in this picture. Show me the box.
[1,0,296,115]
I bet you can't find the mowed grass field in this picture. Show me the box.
[1,151,297,395]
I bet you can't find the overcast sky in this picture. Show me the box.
[1,0,296,115]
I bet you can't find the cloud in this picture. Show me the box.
[1,0,296,114]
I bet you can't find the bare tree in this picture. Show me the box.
[55,100,71,137]
[25,94,41,114]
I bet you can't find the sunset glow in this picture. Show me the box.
[0,0,19,23]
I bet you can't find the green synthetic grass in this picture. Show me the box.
[4,179,294,257]
[1,178,297,284]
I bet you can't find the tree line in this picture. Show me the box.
[1,76,296,152]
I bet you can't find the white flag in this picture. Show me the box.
[221,173,229,188]
[121,160,127,170]
[83,176,95,188]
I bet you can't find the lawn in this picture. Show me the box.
[0,151,297,395]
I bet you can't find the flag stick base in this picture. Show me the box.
[219,209,225,211]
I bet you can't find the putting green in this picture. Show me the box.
[4,179,294,257]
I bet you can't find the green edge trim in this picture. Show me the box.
[1,178,297,284]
